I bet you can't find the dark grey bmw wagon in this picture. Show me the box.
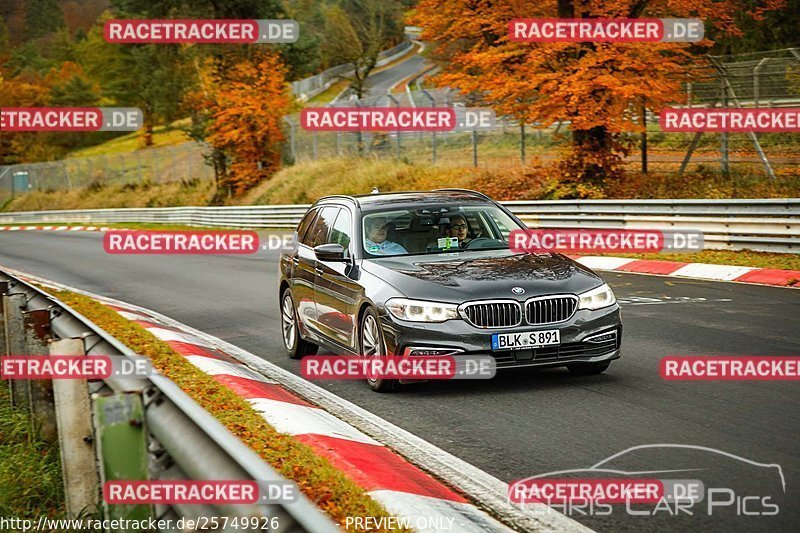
[278,189,622,392]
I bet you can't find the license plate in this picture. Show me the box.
[491,330,560,351]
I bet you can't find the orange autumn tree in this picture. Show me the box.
[194,50,291,197]
[410,0,785,194]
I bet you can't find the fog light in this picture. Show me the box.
[584,331,617,343]
[403,347,463,357]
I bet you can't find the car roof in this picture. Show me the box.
[315,189,494,209]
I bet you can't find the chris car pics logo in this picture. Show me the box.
[509,444,784,518]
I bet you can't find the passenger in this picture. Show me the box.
[364,216,407,255]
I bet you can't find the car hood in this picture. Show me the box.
[361,250,604,302]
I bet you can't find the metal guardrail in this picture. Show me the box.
[0,268,338,532]
[0,199,798,253]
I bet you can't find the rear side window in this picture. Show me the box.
[297,209,319,245]
[307,207,340,248]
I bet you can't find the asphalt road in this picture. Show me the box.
[1,230,799,533]
[337,45,430,101]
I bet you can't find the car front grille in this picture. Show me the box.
[492,330,620,368]
[526,296,577,325]
[461,301,522,329]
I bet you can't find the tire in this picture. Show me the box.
[567,362,610,375]
[360,307,399,393]
[281,289,318,359]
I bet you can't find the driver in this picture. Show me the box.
[446,214,473,247]
[364,216,407,255]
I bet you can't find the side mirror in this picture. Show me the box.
[314,243,346,262]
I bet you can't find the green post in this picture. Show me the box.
[93,392,153,527]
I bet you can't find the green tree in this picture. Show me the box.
[24,0,64,39]
[77,19,192,146]
[0,15,9,57]
[323,0,403,98]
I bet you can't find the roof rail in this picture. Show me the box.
[432,188,492,201]
[317,195,359,206]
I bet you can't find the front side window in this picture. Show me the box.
[297,208,319,246]
[307,207,340,248]
[328,208,353,257]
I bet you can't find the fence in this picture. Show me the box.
[0,267,338,532]
[283,48,800,178]
[0,142,213,206]
[1,48,798,203]
[0,199,797,253]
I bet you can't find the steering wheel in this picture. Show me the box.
[462,237,492,249]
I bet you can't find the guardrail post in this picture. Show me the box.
[421,90,437,163]
[93,391,152,524]
[0,282,6,382]
[25,309,57,443]
[472,129,478,167]
[49,338,100,519]
[4,292,30,409]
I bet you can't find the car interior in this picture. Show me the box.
[364,206,513,255]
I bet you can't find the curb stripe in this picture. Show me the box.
[573,255,799,288]
[163,339,240,363]
[183,354,273,383]
[670,262,756,281]
[293,434,467,502]
[616,259,687,275]
[574,256,635,270]
[145,326,216,348]
[248,397,382,446]
[734,268,800,286]
[213,374,315,406]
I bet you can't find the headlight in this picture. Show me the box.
[578,283,616,310]
[385,298,459,322]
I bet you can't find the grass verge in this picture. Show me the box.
[593,249,800,272]
[0,385,65,521]
[43,288,409,532]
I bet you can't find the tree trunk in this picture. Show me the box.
[557,0,612,185]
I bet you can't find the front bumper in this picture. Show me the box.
[380,303,622,370]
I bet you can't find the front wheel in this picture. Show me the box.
[360,307,399,393]
[281,289,317,359]
[567,361,610,375]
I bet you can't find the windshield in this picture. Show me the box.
[361,203,523,257]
